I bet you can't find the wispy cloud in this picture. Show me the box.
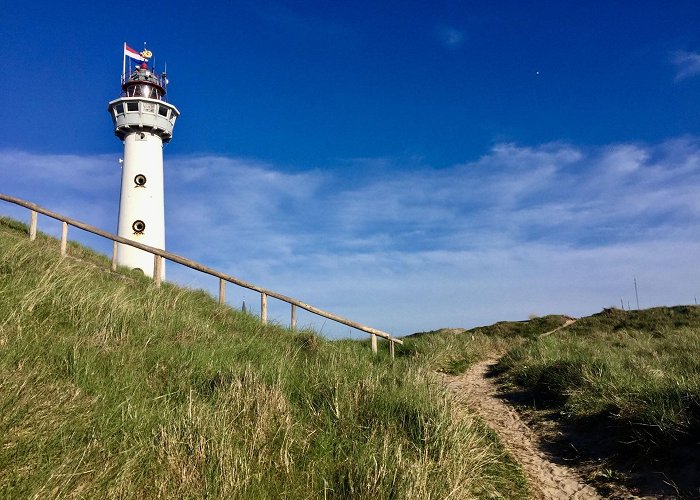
[437,26,464,48]
[2,137,700,336]
[244,1,350,38]
[672,50,700,81]
[0,150,120,232]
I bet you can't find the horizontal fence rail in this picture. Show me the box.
[0,194,402,355]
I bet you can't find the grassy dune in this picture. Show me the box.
[399,315,571,375]
[401,305,700,455]
[398,304,700,495]
[497,307,700,445]
[495,307,700,495]
[0,217,527,498]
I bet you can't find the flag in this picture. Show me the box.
[124,44,147,62]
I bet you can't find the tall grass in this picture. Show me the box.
[399,316,570,375]
[496,307,700,448]
[0,217,528,498]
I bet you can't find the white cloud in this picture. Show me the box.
[0,149,120,245]
[2,137,700,337]
[437,26,464,48]
[672,50,700,81]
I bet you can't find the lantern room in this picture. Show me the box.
[123,62,166,100]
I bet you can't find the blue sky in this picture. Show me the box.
[2,1,700,337]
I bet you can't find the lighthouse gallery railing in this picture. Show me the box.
[0,194,402,356]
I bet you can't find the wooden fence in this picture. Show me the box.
[0,194,402,357]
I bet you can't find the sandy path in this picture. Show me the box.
[538,318,577,338]
[444,357,600,499]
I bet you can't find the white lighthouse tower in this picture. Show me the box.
[108,45,179,278]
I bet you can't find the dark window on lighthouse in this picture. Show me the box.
[158,106,168,117]
[127,102,138,112]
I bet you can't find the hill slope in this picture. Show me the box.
[401,314,572,375]
[495,306,700,496]
[401,305,700,497]
[0,217,527,498]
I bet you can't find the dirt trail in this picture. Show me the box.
[444,320,601,499]
[538,318,577,337]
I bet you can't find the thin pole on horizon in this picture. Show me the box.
[634,276,640,310]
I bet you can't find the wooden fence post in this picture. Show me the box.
[261,293,268,324]
[29,211,37,241]
[371,334,377,355]
[219,278,226,305]
[153,255,162,287]
[291,303,297,331]
[111,241,118,271]
[389,339,395,360]
[60,222,68,257]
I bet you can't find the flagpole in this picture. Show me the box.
[122,42,126,83]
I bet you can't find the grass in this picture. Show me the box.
[493,306,700,496]
[400,305,700,495]
[496,307,700,446]
[398,315,571,375]
[398,304,700,451]
[0,216,528,498]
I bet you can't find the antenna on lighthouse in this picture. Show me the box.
[108,43,180,279]
[163,62,169,88]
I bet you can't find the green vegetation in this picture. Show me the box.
[400,315,571,375]
[0,217,528,499]
[402,305,700,495]
[402,305,700,457]
[7,213,699,497]
[497,307,700,448]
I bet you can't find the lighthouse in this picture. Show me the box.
[108,45,179,278]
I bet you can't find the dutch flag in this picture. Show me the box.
[124,44,147,62]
